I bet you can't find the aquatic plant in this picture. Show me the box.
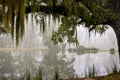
[112,63,118,74]
[33,67,42,80]
[53,69,61,80]
[25,71,31,80]
[88,65,96,78]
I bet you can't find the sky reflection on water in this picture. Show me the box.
[0,14,119,79]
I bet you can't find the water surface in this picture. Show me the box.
[0,14,119,79]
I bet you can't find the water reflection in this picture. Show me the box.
[0,49,119,79]
[73,52,119,77]
[0,14,119,79]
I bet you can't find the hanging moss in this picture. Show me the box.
[0,0,117,45]
[0,0,41,46]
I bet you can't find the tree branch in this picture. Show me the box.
[26,5,68,16]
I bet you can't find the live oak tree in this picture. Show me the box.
[0,0,120,55]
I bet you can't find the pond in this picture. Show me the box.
[0,14,119,79]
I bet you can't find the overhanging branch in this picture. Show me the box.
[26,5,68,16]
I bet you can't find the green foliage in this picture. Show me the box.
[89,25,109,34]
[51,0,116,44]
[79,0,116,25]
[0,0,26,46]
[51,16,79,44]
[106,0,120,12]
[0,0,44,46]
[78,2,92,26]
[62,0,79,16]
[0,0,117,45]
[15,0,26,46]
[34,68,42,80]
[0,27,8,35]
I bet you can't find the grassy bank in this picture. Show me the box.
[68,72,120,80]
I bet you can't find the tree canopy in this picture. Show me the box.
[0,0,119,46]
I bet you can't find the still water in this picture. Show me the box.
[0,14,119,79]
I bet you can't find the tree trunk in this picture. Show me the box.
[105,0,120,56]
[110,20,120,56]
